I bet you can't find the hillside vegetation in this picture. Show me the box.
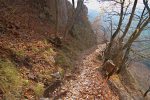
[0,0,96,99]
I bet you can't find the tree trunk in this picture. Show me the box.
[104,0,125,64]
[72,0,75,9]
[120,0,138,41]
[103,0,150,77]
[55,0,59,37]
[144,86,150,97]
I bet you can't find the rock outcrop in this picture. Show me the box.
[46,0,68,33]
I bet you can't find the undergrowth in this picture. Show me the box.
[0,59,21,99]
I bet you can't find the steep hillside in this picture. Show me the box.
[0,0,96,99]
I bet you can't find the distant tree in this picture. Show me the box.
[91,17,108,43]
[72,0,75,8]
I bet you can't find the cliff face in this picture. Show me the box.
[57,0,68,32]
[46,0,68,33]
[2,0,69,33]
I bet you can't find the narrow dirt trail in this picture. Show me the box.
[59,44,119,100]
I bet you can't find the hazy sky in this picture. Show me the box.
[68,0,100,10]
[67,0,146,21]
[68,0,145,13]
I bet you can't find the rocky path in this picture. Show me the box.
[58,44,119,100]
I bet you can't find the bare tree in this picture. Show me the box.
[103,0,125,64]
[103,0,150,77]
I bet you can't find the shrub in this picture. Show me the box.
[55,53,71,68]
[33,83,44,97]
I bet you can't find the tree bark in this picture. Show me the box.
[55,0,59,37]
[120,0,138,41]
[72,0,75,9]
[123,17,150,50]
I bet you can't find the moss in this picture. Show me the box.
[58,67,65,77]
[38,74,53,82]
[33,83,44,97]
[46,48,54,54]
[15,50,25,57]
[55,52,72,69]
[43,48,54,57]
[0,59,21,99]
[43,39,49,45]
[42,47,55,62]
[32,47,40,53]
[22,79,30,86]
